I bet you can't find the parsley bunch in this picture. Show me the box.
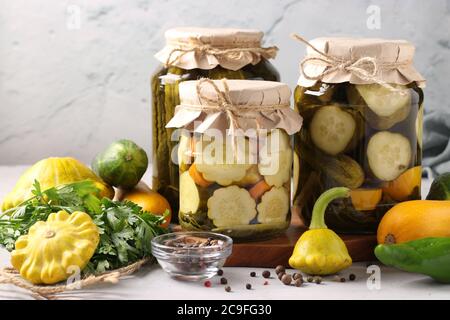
[0,180,168,274]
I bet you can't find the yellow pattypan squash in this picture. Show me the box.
[11,210,99,284]
[2,157,114,212]
[289,187,352,275]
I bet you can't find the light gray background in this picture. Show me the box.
[0,0,449,165]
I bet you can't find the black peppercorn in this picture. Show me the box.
[275,265,285,274]
[250,271,256,277]
[281,274,292,285]
[314,276,322,284]
[225,286,231,292]
[246,283,252,290]
[262,270,270,278]
[307,276,313,283]
[217,269,224,276]
[220,277,228,285]
[349,274,356,281]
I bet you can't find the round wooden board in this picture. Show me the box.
[172,215,377,268]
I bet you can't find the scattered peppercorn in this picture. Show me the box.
[220,277,228,285]
[349,274,356,281]
[275,265,285,274]
[294,278,303,287]
[293,273,303,281]
[262,270,271,278]
[340,277,346,283]
[217,269,224,276]
[204,280,212,288]
[246,283,252,290]
[263,280,269,285]
[250,271,256,277]
[307,276,313,283]
[277,272,285,280]
[314,276,322,284]
[225,286,231,292]
[281,274,292,285]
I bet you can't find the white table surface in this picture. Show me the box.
[0,165,448,300]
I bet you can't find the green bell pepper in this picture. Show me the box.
[375,237,450,283]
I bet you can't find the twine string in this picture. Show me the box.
[165,44,278,67]
[0,258,150,300]
[291,33,410,91]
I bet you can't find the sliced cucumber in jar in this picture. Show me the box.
[367,131,412,181]
[309,105,357,156]
[348,84,411,130]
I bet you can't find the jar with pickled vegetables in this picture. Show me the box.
[166,79,302,240]
[152,28,280,215]
[291,36,426,233]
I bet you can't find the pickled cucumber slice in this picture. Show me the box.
[309,105,357,155]
[416,106,423,149]
[179,171,200,214]
[256,187,290,224]
[207,186,257,227]
[258,149,292,187]
[367,131,412,181]
[195,139,252,186]
[349,84,411,130]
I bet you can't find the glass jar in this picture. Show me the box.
[166,80,302,241]
[151,28,280,215]
[293,81,424,233]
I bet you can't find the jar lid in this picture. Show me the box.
[166,79,302,136]
[155,27,278,71]
[164,27,264,48]
[294,36,426,88]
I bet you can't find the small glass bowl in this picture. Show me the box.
[151,231,233,281]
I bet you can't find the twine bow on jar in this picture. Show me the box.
[184,78,290,138]
[290,33,410,91]
[165,43,279,68]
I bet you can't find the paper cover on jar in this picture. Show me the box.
[165,79,302,136]
[155,27,278,71]
[294,36,426,88]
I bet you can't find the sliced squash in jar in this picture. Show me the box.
[349,84,411,130]
[258,149,292,187]
[367,131,412,181]
[207,186,257,227]
[256,187,290,224]
[180,171,201,214]
[350,188,383,211]
[236,165,263,187]
[260,129,291,154]
[383,166,421,201]
[309,105,357,155]
[178,133,193,170]
[195,138,252,186]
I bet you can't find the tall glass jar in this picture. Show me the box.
[151,28,280,215]
[166,80,302,241]
[292,37,426,234]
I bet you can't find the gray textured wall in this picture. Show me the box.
[0,0,449,164]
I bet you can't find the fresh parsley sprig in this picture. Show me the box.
[0,180,168,274]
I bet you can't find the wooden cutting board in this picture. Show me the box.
[173,215,377,268]
[224,215,377,267]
